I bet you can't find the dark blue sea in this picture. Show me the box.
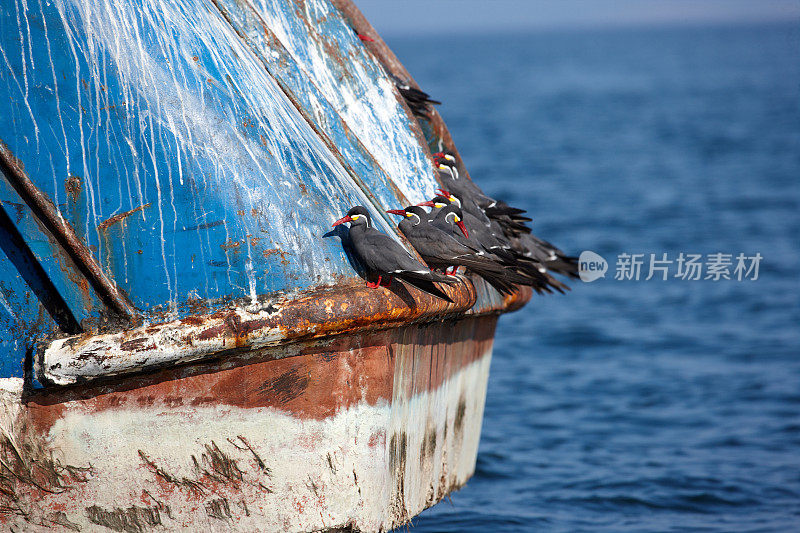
[388,22,800,532]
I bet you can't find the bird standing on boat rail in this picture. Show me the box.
[427,190,573,293]
[332,206,456,302]
[430,151,578,280]
[386,205,529,296]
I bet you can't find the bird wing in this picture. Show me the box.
[355,229,431,275]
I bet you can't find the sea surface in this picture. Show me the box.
[386,23,800,532]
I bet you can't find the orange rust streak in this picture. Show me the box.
[220,240,242,251]
[0,141,138,319]
[97,203,152,231]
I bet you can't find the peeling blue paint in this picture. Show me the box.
[0,0,439,377]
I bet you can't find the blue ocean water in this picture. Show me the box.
[388,23,800,532]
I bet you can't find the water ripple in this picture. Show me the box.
[391,22,800,532]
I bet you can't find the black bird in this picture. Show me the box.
[332,206,456,302]
[386,206,525,296]
[390,73,441,117]
[430,150,578,284]
[434,155,532,234]
[425,195,567,293]
[424,202,557,293]
[423,193,522,265]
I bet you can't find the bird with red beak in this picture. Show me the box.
[386,205,531,296]
[332,206,456,302]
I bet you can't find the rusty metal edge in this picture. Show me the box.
[39,276,530,386]
[0,140,138,323]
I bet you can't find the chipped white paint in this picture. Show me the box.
[0,377,23,395]
[43,304,290,386]
[10,346,493,532]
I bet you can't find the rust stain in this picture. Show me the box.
[180,316,205,326]
[220,239,242,251]
[119,337,154,352]
[0,141,137,320]
[97,203,151,231]
[64,174,82,202]
[28,313,498,435]
[263,247,290,265]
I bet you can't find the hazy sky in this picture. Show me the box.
[355,0,800,36]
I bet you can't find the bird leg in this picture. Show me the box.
[379,276,393,287]
[446,266,458,276]
[366,276,381,289]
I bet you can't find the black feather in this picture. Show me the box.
[396,274,454,303]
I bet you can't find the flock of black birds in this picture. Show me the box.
[336,29,576,302]
[333,151,578,303]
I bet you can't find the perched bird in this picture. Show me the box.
[386,205,526,296]
[434,154,531,235]
[390,73,441,118]
[425,193,571,293]
[429,149,578,280]
[423,193,525,266]
[332,206,456,302]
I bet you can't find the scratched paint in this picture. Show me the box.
[215,0,416,224]
[251,0,437,204]
[7,317,495,531]
[0,0,426,338]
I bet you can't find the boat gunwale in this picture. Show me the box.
[39,277,530,386]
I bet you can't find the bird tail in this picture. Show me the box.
[528,236,580,279]
[484,203,530,218]
[481,275,518,296]
[397,274,455,303]
[546,255,580,279]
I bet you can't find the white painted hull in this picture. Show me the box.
[1,316,497,532]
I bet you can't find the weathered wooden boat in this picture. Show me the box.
[0,0,531,530]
